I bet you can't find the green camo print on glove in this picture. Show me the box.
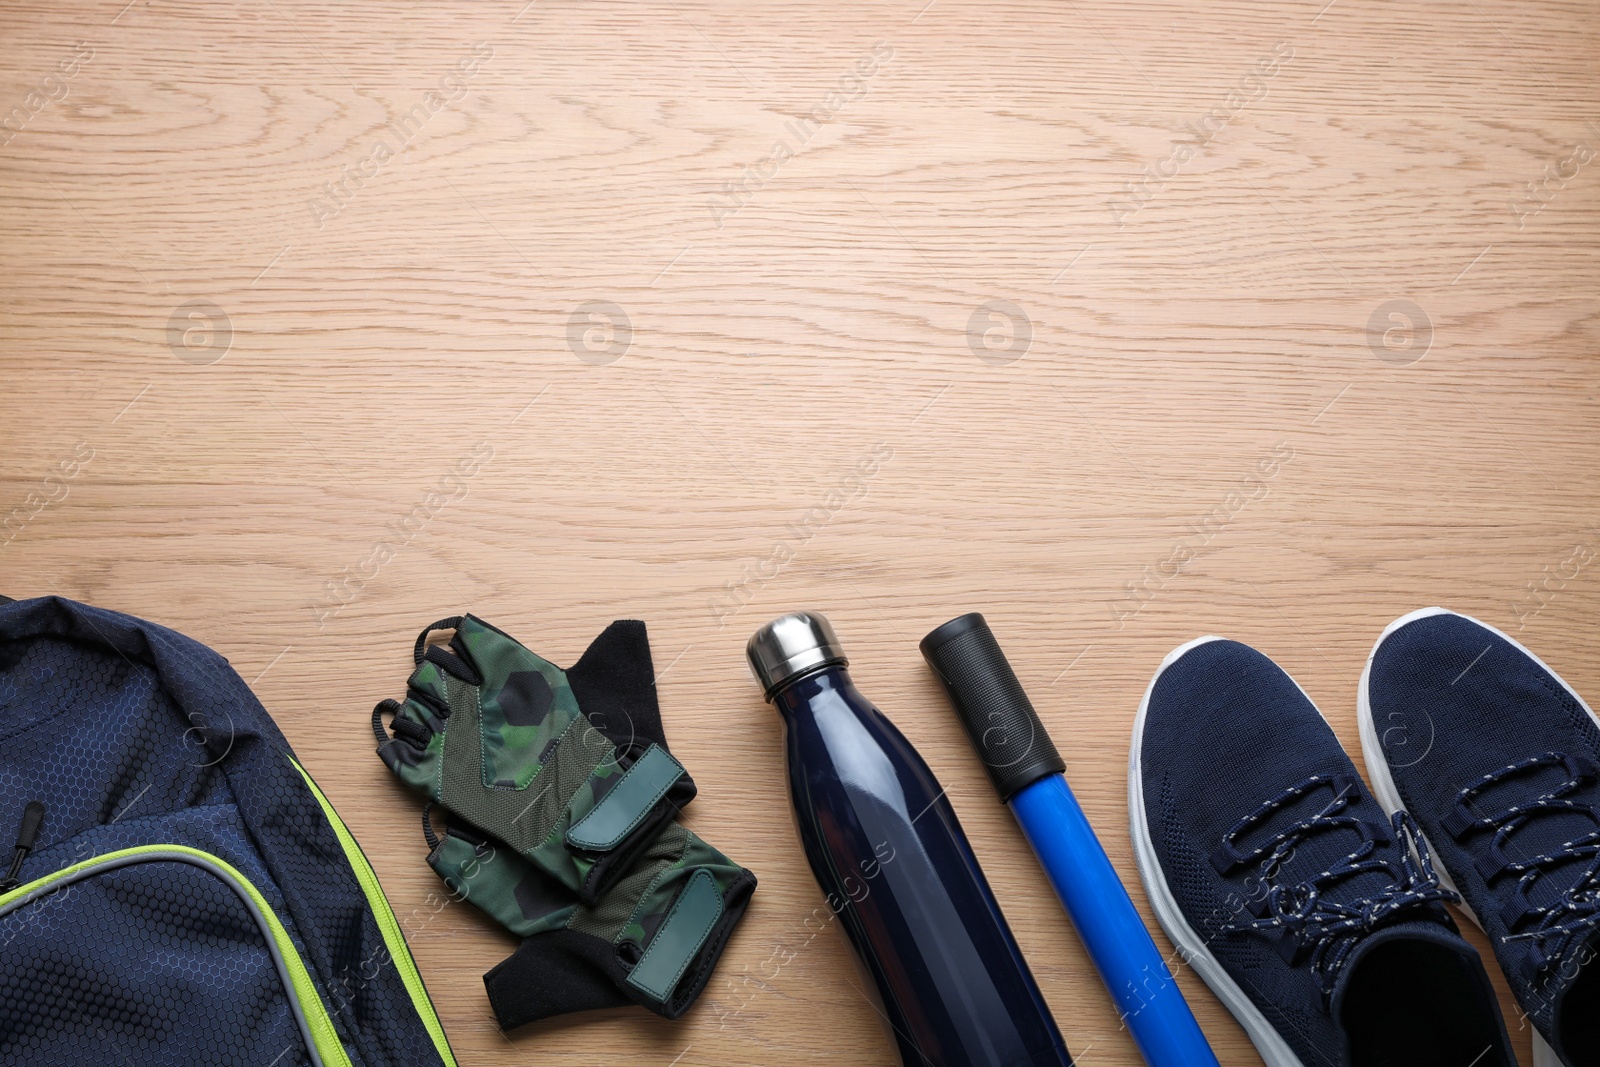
[426,827,574,939]
[378,615,692,906]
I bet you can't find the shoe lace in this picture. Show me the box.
[1215,773,1459,998]
[1442,751,1600,981]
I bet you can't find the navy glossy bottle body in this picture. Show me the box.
[774,666,1073,1067]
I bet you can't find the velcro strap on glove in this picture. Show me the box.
[481,823,757,1027]
[566,743,687,851]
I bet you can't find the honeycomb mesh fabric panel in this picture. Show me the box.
[0,596,451,1067]
[0,860,311,1066]
[0,635,234,842]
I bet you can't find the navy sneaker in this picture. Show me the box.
[1362,608,1600,1067]
[1132,636,1514,1067]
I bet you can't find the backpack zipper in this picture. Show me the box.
[0,800,44,891]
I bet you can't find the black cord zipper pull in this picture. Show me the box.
[0,801,46,892]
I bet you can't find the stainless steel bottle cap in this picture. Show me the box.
[746,611,848,700]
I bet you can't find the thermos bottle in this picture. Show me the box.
[921,613,1219,1067]
[748,611,1074,1067]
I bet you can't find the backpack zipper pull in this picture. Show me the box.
[0,801,46,892]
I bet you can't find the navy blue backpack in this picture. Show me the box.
[0,596,457,1067]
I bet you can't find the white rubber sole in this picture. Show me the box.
[1128,635,1310,1067]
[1356,606,1596,1067]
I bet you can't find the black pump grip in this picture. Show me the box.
[920,613,1064,802]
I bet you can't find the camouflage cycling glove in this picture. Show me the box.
[374,614,756,1025]
[376,615,697,905]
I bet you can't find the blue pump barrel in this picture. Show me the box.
[922,613,1219,1067]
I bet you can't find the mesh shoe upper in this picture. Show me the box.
[1139,637,1509,1067]
[1364,609,1600,1064]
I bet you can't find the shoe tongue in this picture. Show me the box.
[1329,919,1470,1020]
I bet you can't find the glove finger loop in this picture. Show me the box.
[375,697,435,750]
[387,708,434,749]
[414,616,465,665]
[421,802,442,852]
[371,698,401,745]
[421,642,482,685]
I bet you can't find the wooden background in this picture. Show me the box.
[3,0,1597,1062]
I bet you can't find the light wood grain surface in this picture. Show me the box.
[3,0,1598,1062]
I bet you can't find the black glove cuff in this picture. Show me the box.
[484,927,630,1025]
[566,620,670,752]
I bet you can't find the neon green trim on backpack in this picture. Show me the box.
[0,844,353,1067]
[292,758,460,1067]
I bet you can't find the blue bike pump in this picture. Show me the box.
[921,613,1220,1067]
